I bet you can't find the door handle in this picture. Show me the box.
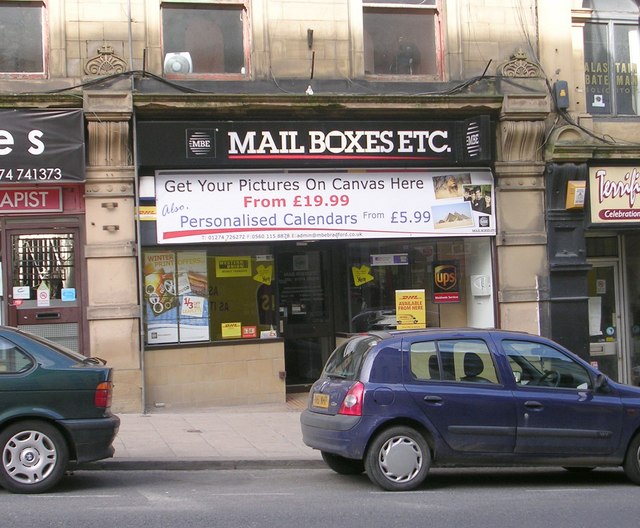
[423,395,443,404]
[524,400,543,409]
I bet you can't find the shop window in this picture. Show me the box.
[583,0,640,115]
[0,1,45,75]
[143,248,276,345]
[346,237,494,333]
[624,234,640,387]
[161,2,247,76]
[363,0,441,78]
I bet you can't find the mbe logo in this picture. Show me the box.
[465,120,481,158]
[186,129,216,158]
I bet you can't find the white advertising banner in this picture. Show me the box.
[155,169,495,244]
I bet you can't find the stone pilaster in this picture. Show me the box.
[83,90,143,413]
[494,53,551,334]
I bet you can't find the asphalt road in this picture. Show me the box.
[3,466,639,528]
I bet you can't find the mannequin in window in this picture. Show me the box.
[394,37,420,74]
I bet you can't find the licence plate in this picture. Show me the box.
[312,393,330,409]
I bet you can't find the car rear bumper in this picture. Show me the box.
[300,409,367,459]
[59,414,120,463]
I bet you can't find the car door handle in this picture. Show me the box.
[524,400,543,409]
[423,395,443,404]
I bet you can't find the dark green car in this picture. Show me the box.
[0,326,120,494]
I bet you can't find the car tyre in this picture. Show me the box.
[0,420,69,494]
[321,452,365,475]
[624,433,640,485]
[365,425,430,491]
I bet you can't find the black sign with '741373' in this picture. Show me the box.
[0,109,85,183]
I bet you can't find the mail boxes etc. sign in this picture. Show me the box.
[0,109,85,183]
[136,118,492,168]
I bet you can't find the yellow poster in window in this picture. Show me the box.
[221,322,242,339]
[216,257,252,277]
[395,289,426,330]
[352,265,374,286]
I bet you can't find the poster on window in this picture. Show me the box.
[144,251,179,344]
[154,169,495,244]
[177,251,209,342]
[395,290,426,330]
[433,261,460,303]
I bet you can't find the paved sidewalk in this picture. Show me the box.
[88,395,324,471]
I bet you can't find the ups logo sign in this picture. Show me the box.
[434,264,457,291]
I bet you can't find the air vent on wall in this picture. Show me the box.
[163,52,193,74]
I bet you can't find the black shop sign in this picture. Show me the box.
[137,117,491,169]
[0,109,85,183]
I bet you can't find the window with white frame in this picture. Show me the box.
[161,2,247,76]
[583,0,640,115]
[363,0,441,78]
[0,1,45,75]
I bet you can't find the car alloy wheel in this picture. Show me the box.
[365,425,430,491]
[0,420,69,494]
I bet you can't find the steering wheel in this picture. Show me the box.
[538,369,561,387]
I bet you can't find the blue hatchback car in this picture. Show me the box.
[300,329,640,491]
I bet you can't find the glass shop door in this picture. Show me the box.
[276,245,335,389]
[5,227,84,352]
[587,261,623,382]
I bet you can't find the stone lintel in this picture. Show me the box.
[87,304,141,320]
[85,242,137,258]
[84,90,133,115]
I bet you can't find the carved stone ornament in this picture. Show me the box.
[84,45,128,76]
[500,48,541,78]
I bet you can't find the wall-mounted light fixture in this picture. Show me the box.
[103,225,120,232]
[101,202,118,210]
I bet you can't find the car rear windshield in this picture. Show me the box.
[322,335,379,380]
[17,328,88,363]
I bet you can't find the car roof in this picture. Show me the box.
[364,328,535,341]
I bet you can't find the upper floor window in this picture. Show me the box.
[0,1,45,75]
[583,0,640,115]
[161,2,248,77]
[363,0,441,78]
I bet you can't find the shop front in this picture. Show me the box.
[136,118,498,407]
[586,165,640,386]
[0,109,86,352]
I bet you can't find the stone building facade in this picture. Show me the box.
[0,0,637,412]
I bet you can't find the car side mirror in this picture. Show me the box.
[594,373,610,393]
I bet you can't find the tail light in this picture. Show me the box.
[95,381,113,409]
[338,381,364,416]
